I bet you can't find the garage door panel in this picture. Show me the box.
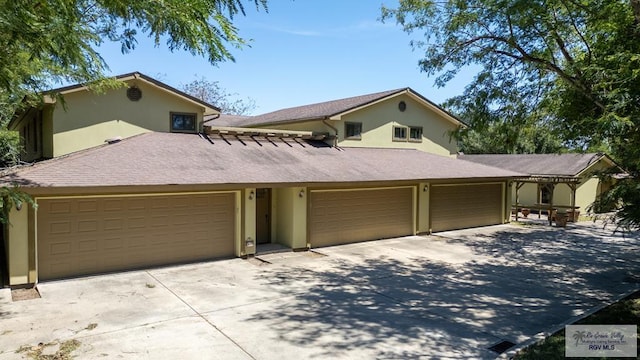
[310,188,413,248]
[431,184,503,232]
[38,193,236,280]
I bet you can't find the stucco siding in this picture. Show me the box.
[51,81,206,156]
[273,187,307,249]
[514,183,539,205]
[576,177,600,212]
[513,177,601,214]
[7,205,29,285]
[337,94,458,156]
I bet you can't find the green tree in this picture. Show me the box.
[0,0,267,224]
[0,0,267,96]
[382,0,640,230]
[444,74,562,154]
[182,77,256,115]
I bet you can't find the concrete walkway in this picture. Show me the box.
[1,222,639,359]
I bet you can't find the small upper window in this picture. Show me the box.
[171,112,197,132]
[393,126,407,141]
[345,122,362,140]
[409,126,423,142]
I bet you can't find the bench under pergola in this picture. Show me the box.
[512,175,581,225]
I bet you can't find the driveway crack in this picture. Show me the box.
[145,271,256,360]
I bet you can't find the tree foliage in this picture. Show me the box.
[182,77,256,115]
[0,0,267,97]
[0,130,22,168]
[383,0,640,230]
[0,0,267,224]
[0,185,36,225]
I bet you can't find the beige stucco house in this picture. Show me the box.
[1,73,523,286]
[8,72,219,161]
[205,88,462,157]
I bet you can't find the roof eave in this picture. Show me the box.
[327,88,466,128]
[42,72,221,115]
[405,89,467,128]
[574,153,627,177]
[326,89,408,120]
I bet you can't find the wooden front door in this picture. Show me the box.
[256,188,271,244]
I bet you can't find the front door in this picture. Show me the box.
[256,188,271,244]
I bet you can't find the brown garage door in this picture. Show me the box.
[309,187,414,248]
[37,192,236,280]
[430,183,503,232]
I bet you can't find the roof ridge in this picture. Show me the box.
[254,88,407,117]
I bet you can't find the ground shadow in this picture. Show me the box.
[244,224,640,359]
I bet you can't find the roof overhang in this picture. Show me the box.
[27,72,220,115]
[205,125,333,141]
[574,153,627,178]
[513,175,581,184]
[327,88,466,128]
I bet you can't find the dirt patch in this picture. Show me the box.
[246,256,271,266]
[11,287,41,301]
[304,250,327,258]
[17,339,80,360]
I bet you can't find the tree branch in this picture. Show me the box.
[456,33,605,111]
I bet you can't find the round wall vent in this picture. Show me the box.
[127,86,142,101]
[398,101,407,112]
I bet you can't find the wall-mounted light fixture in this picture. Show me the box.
[248,190,255,200]
[423,185,428,192]
[15,201,22,211]
[245,237,254,248]
[299,189,305,198]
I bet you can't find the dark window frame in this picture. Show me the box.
[344,122,362,140]
[409,126,423,142]
[170,112,198,133]
[392,125,408,141]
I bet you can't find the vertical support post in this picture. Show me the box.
[515,181,525,221]
[547,183,556,226]
[569,182,577,222]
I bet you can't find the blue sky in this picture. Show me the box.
[97,1,477,114]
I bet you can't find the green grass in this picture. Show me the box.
[514,291,640,359]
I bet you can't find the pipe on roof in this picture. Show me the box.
[322,119,338,147]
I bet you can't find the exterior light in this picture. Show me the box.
[423,185,428,192]
[299,189,305,198]
[15,201,22,211]
[245,237,254,247]
[248,190,255,200]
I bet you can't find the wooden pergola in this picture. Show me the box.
[512,176,581,225]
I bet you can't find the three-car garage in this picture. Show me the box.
[28,182,506,281]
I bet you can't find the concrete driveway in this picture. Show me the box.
[1,222,639,359]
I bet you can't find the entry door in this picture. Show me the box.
[256,188,271,244]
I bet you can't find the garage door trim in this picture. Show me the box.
[309,186,417,247]
[429,182,505,232]
[309,185,417,235]
[430,182,506,222]
[309,185,416,193]
[35,191,241,281]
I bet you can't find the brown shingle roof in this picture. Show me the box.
[2,133,522,188]
[203,114,253,127]
[242,89,405,126]
[202,88,465,128]
[458,153,614,177]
